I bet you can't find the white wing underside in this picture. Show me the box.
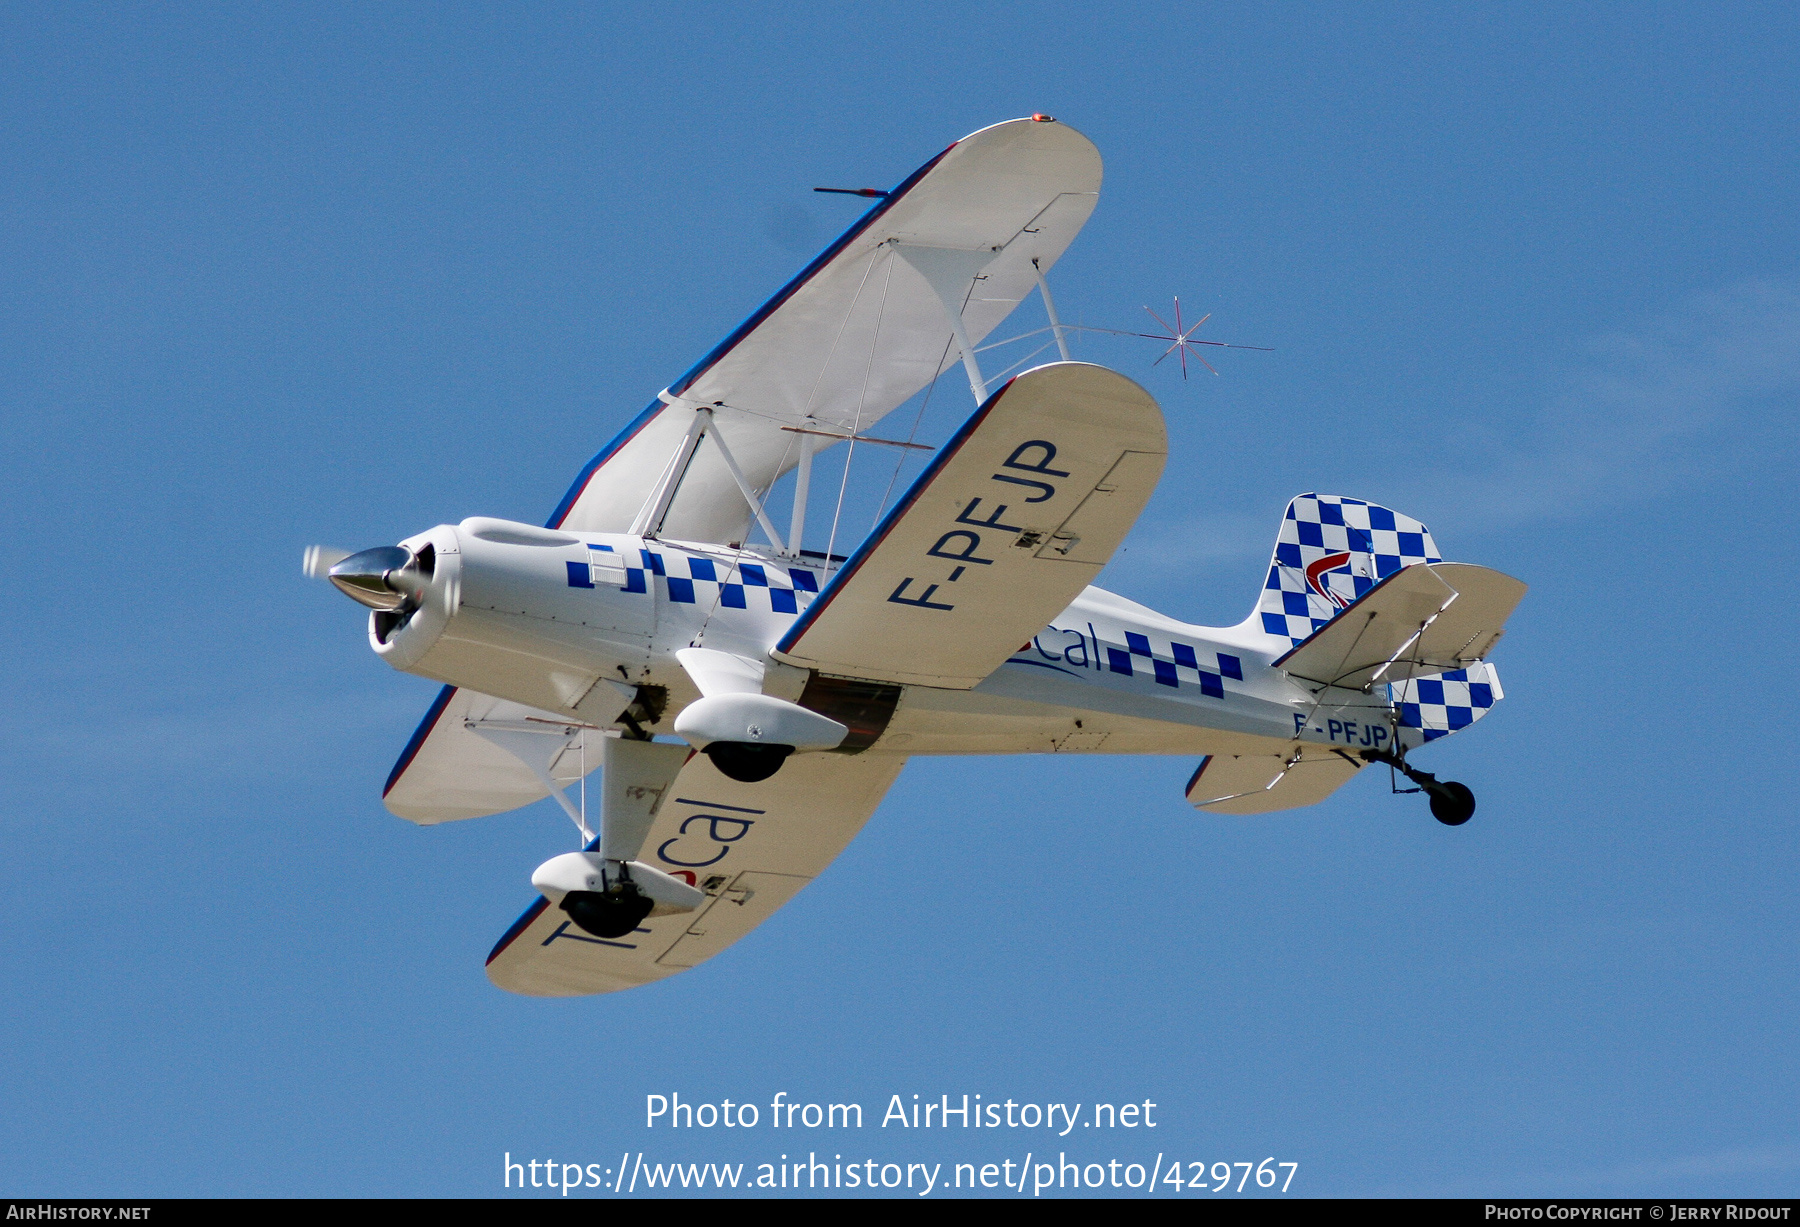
[382,687,603,824]
[550,118,1102,546]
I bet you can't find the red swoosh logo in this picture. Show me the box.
[1305,552,1353,608]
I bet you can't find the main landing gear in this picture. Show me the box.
[562,885,655,939]
[1360,748,1477,826]
[703,740,794,783]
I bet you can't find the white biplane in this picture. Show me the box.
[308,117,1526,997]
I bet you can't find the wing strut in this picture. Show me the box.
[695,408,789,554]
[628,408,708,538]
[629,403,791,554]
[787,430,813,557]
[1031,258,1073,362]
[896,244,995,405]
[466,718,600,842]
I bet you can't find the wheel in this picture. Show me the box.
[561,889,654,939]
[704,741,793,783]
[1429,781,1476,826]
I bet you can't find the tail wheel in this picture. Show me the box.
[1429,781,1476,826]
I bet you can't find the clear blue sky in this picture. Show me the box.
[3,1,1796,1198]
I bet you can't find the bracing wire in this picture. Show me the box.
[983,338,1060,386]
[870,332,953,528]
[578,730,590,848]
[797,247,882,425]
[824,248,896,566]
[972,324,1057,353]
[863,273,985,531]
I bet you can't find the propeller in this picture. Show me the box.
[302,545,351,579]
[303,543,432,611]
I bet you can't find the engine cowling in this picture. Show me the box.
[355,518,651,720]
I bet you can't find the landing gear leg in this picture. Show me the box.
[562,735,691,936]
[1361,748,1477,826]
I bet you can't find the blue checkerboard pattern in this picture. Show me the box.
[641,549,816,615]
[1390,663,1502,743]
[564,545,817,615]
[1104,632,1242,698]
[1258,494,1442,645]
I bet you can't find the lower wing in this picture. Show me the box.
[485,747,907,997]
[382,686,606,824]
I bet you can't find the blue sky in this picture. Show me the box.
[2,1,1797,1198]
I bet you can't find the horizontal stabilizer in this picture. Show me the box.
[1186,749,1362,814]
[773,362,1165,688]
[1274,562,1526,692]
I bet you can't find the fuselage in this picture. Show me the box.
[370,519,1407,770]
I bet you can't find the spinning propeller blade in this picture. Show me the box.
[302,545,352,579]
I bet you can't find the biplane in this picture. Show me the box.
[307,117,1525,997]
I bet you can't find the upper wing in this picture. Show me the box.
[771,362,1165,688]
[1274,562,1527,691]
[547,117,1103,546]
[485,747,906,997]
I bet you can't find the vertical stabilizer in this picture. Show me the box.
[1254,494,1442,646]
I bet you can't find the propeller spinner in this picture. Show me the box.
[304,543,432,611]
